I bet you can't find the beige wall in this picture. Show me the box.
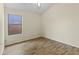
[5,8,41,45]
[0,3,4,54]
[42,4,79,48]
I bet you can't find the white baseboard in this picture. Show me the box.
[43,36,79,48]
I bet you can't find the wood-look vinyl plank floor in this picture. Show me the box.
[3,37,79,55]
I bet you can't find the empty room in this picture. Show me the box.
[0,3,79,55]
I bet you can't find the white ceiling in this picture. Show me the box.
[5,3,53,14]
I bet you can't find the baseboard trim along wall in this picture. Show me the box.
[5,37,44,47]
[5,36,79,49]
[44,36,79,49]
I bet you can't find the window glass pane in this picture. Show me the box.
[8,14,22,35]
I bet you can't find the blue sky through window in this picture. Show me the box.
[8,14,22,24]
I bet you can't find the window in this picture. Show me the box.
[8,14,22,35]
